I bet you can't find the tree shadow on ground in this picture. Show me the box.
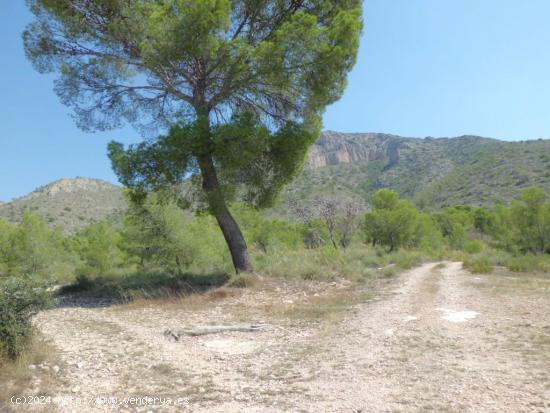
[55,271,230,308]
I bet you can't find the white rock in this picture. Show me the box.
[436,308,479,323]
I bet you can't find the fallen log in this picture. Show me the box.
[164,324,266,341]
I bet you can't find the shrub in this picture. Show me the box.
[463,256,493,274]
[505,255,543,273]
[7,213,76,282]
[464,240,485,254]
[388,250,425,269]
[303,227,326,249]
[382,266,398,278]
[0,278,51,360]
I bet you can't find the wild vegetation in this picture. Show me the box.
[24,0,363,273]
[1,186,549,363]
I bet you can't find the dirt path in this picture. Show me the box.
[28,262,549,412]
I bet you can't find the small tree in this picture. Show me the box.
[338,199,362,248]
[73,221,126,276]
[363,189,419,252]
[313,195,340,249]
[472,207,494,240]
[432,206,473,250]
[490,202,515,251]
[510,187,550,254]
[312,195,361,249]
[8,213,71,279]
[24,1,363,272]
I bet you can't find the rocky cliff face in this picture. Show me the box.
[307,131,405,169]
[282,131,550,212]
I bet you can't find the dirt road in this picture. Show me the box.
[28,262,549,412]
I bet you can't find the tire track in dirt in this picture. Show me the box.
[32,263,549,412]
[298,262,549,412]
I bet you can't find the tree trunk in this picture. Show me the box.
[197,153,253,274]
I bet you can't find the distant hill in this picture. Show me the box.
[2,133,549,231]
[0,178,127,233]
[281,131,550,212]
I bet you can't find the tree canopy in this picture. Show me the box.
[24,0,362,131]
[24,0,363,272]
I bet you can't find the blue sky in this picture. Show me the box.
[1,0,550,201]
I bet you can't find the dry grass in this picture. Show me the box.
[0,335,65,412]
[470,267,550,296]
[281,289,373,322]
[111,286,240,312]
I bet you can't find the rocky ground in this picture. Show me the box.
[4,262,549,412]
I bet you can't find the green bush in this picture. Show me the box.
[6,213,76,282]
[0,278,51,360]
[464,240,485,254]
[388,250,426,269]
[463,256,493,274]
[504,254,550,273]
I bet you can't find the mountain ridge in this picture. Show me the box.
[2,132,550,231]
[0,177,126,233]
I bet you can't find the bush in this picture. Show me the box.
[463,256,493,274]
[0,278,51,360]
[504,255,546,273]
[464,240,485,254]
[388,250,425,269]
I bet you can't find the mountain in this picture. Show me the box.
[281,131,550,211]
[1,133,549,232]
[0,178,127,233]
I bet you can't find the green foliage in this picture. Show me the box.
[463,256,493,274]
[302,224,328,249]
[122,194,233,273]
[432,206,473,250]
[364,190,419,251]
[490,203,515,251]
[5,213,74,281]
[510,187,550,254]
[464,240,485,254]
[0,219,15,277]
[412,213,444,252]
[0,278,51,359]
[254,244,427,281]
[232,204,302,253]
[25,0,363,273]
[72,221,126,276]
[472,207,494,236]
[25,0,362,131]
[504,254,550,273]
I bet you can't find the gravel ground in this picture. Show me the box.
[19,262,550,412]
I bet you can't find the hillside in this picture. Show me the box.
[0,178,127,233]
[282,131,550,212]
[1,133,549,231]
